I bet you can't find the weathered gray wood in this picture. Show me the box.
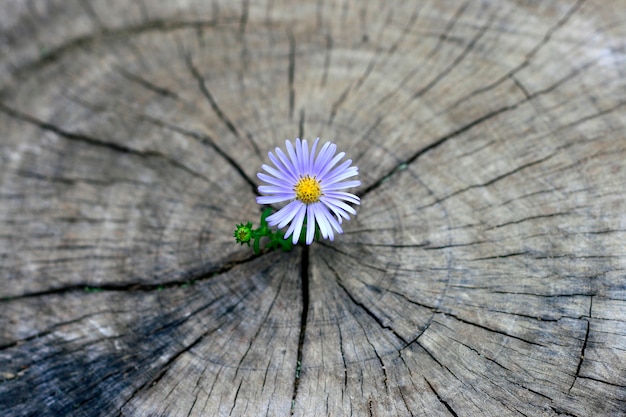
[1,1,625,416]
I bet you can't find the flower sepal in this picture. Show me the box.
[233,222,253,246]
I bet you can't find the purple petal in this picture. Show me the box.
[322,180,361,191]
[286,140,301,176]
[273,148,298,182]
[268,151,297,182]
[312,141,336,176]
[325,191,360,205]
[321,196,357,216]
[266,201,302,228]
[301,139,310,173]
[306,204,316,245]
[285,203,307,244]
[258,185,292,194]
[314,205,334,240]
[326,212,344,234]
[317,151,345,179]
[320,197,353,221]
[260,164,286,180]
[294,138,304,173]
[309,138,320,173]
[258,172,292,188]
[257,193,294,205]
[320,161,358,185]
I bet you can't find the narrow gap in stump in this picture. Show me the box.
[239,0,249,35]
[410,4,490,102]
[11,20,223,84]
[78,0,104,30]
[183,54,260,193]
[291,245,310,414]
[332,267,409,345]
[288,31,296,120]
[298,108,305,139]
[358,103,517,199]
[320,34,333,88]
[0,102,216,186]
[570,295,593,392]
[424,377,459,417]
[185,54,243,143]
[3,251,262,302]
[446,0,585,111]
[115,67,179,98]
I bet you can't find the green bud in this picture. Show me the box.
[234,222,253,246]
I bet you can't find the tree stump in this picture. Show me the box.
[1,1,625,416]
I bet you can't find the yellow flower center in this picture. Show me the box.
[294,175,322,204]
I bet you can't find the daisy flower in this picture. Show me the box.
[256,138,361,245]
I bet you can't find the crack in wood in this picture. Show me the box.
[387,3,422,56]
[417,152,558,212]
[576,375,626,389]
[358,4,601,199]
[570,320,590,392]
[569,295,594,393]
[3,18,236,92]
[445,0,587,112]
[485,308,560,322]
[290,246,309,415]
[320,34,333,88]
[288,31,296,120]
[468,251,529,261]
[148,293,230,337]
[349,299,391,393]
[360,103,518,198]
[318,243,390,273]
[447,330,513,373]
[337,320,348,389]
[0,102,214,186]
[233,273,286,381]
[1,251,262,301]
[115,67,179,98]
[424,377,459,417]
[328,84,352,125]
[185,55,243,142]
[326,260,409,345]
[239,0,250,35]
[443,312,547,347]
[0,309,121,351]
[186,394,199,417]
[550,405,580,417]
[491,290,594,298]
[397,383,416,417]
[78,0,104,30]
[139,113,259,194]
[386,288,436,311]
[410,10,493,102]
[298,108,306,139]
[352,39,381,92]
[16,168,153,188]
[424,240,491,250]
[229,379,244,416]
[374,1,469,109]
[117,287,255,415]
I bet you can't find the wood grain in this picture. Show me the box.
[1,1,625,416]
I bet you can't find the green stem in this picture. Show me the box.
[234,208,320,253]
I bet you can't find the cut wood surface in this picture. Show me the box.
[1,1,625,416]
